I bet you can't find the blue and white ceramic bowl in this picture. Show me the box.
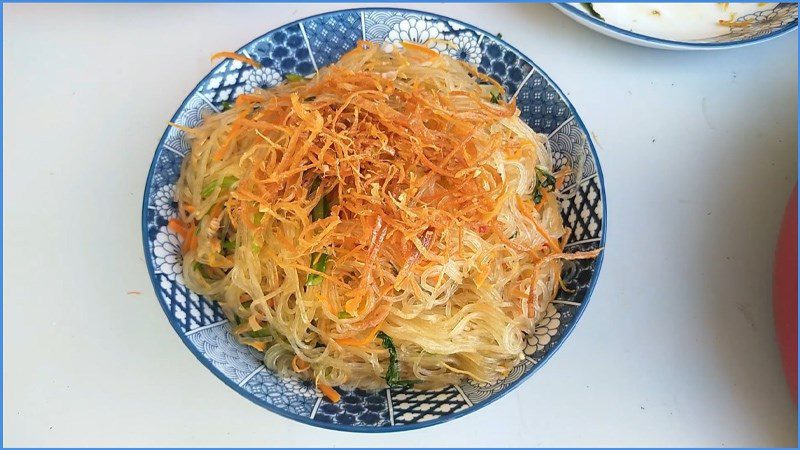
[142,8,606,432]
[553,2,797,50]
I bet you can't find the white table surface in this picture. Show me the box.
[4,3,798,447]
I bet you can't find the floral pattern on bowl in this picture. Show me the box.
[142,7,606,432]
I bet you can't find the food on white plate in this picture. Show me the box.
[580,2,777,40]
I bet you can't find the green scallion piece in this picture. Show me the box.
[533,166,556,204]
[220,175,238,189]
[376,331,416,388]
[247,328,271,338]
[200,180,219,198]
[311,194,330,221]
[305,253,329,286]
[253,212,265,225]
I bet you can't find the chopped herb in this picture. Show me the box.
[221,101,232,111]
[337,311,354,319]
[194,263,227,280]
[496,32,503,39]
[308,176,322,198]
[221,175,239,189]
[305,252,329,286]
[490,91,501,104]
[285,73,304,82]
[581,2,604,20]
[222,240,236,251]
[193,261,210,279]
[306,181,332,286]
[202,176,238,198]
[536,166,556,190]
[311,194,330,221]
[251,243,261,253]
[533,166,556,204]
[200,180,219,198]
[376,331,417,388]
[253,212,265,225]
[247,327,271,338]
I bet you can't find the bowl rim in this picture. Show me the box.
[140,6,608,433]
[553,2,798,50]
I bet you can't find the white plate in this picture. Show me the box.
[553,2,798,50]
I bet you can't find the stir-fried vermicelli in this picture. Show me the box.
[170,41,600,397]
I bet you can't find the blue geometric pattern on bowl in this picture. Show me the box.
[141,8,607,432]
[557,2,797,49]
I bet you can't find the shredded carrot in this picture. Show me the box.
[235,93,264,106]
[292,355,311,373]
[208,202,224,220]
[401,41,439,58]
[245,341,266,351]
[213,111,248,160]
[335,325,381,347]
[318,383,341,403]
[515,195,561,252]
[211,51,262,68]
[168,218,189,239]
[184,230,198,252]
[170,41,601,389]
